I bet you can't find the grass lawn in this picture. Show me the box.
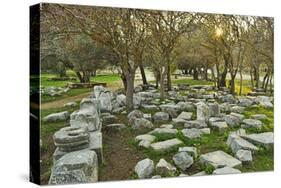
[40,73,121,103]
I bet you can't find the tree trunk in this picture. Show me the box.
[254,65,260,88]
[139,65,148,85]
[229,76,235,95]
[193,68,199,80]
[159,67,167,99]
[76,72,85,83]
[167,63,172,91]
[125,72,135,112]
[219,54,229,87]
[215,63,220,89]
[121,73,127,90]
[239,70,243,95]
[250,68,254,89]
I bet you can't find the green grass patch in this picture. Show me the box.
[171,78,213,86]
[242,106,274,133]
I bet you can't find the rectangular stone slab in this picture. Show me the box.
[150,138,183,152]
[89,131,103,163]
[242,132,273,149]
[200,150,242,168]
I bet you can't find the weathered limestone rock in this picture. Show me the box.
[235,149,252,164]
[238,97,253,107]
[133,118,154,129]
[178,147,198,158]
[99,92,112,112]
[212,167,241,175]
[134,158,154,179]
[93,85,105,99]
[173,152,194,171]
[43,111,69,122]
[70,99,100,131]
[210,121,228,133]
[220,103,231,113]
[251,114,268,120]
[177,111,193,120]
[49,150,98,185]
[54,127,89,152]
[209,102,220,117]
[224,113,244,128]
[139,140,152,148]
[241,119,262,129]
[176,101,195,112]
[200,128,211,135]
[156,158,176,176]
[255,96,273,108]
[221,94,237,104]
[135,134,156,143]
[64,102,77,108]
[241,132,273,149]
[150,138,183,152]
[153,112,170,123]
[143,113,152,121]
[197,102,210,122]
[89,131,103,163]
[149,128,178,136]
[128,110,144,124]
[181,128,202,139]
[172,118,189,127]
[116,94,126,106]
[102,115,118,125]
[231,106,245,114]
[160,124,174,129]
[230,137,259,154]
[159,104,181,118]
[226,129,246,146]
[105,123,126,131]
[151,175,162,179]
[141,104,159,111]
[200,150,242,168]
[184,120,208,129]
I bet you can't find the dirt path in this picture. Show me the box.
[99,128,145,181]
[41,92,92,109]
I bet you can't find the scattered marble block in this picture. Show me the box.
[173,152,194,171]
[150,138,183,152]
[172,118,189,127]
[230,137,259,154]
[135,134,156,143]
[177,111,193,120]
[200,128,211,135]
[184,120,208,129]
[156,158,176,176]
[134,158,154,179]
[210,121,228,133]
[178,146,198,158]
[64,102,78,108]
[212,167,241,175]
[139,140,152,148]
[43,111,69,122]
[49,150,98,185]
[105,123,126,131]
[89,131,103,163]
[251,114,268,120]
[241,119,262,129]
[181,128,202,139]
[153,112,170,123]
[151,175,162,179]
[160,124,174,129]
[242,132,274,149]
[149,128,178,136]
[235,149,253,164]
[200,150,242,168]
[54,127,89,152]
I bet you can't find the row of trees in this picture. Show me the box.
[41,4,274,111]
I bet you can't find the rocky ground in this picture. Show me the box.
[41,83,274,184]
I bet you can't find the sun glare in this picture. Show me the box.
[215,28,223,37]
